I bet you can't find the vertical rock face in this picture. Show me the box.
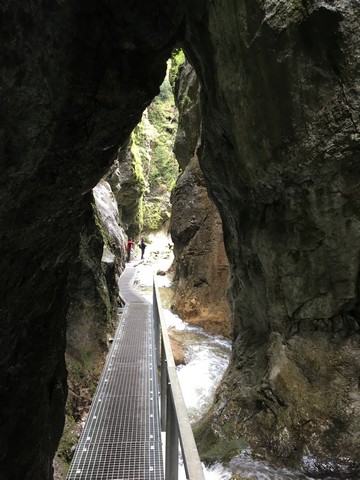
[2,0,360,477]
[0,2,183,478]
[66,193,119,387]
[58,180,125,476]
[170,156,231,337]
[67,180,125,364]
[183,0,360,473]
[173,61,201,171]
[93,180,127,261]
[170,61,231,337]
[106,146,145,238]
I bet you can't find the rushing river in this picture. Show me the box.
[163,310,231,423]
[134,241,346,480]
[163,308,323,480]
[168,311,356,480]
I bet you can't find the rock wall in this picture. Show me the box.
[0,2,184,478]
[106,145,145,239]
[183,0,360,474]
[2,0,360,477]
[66,181,125,370]
[170,156,231,337]
[170,61,231,337]
[172,61,201,172]
[57,182,126,476]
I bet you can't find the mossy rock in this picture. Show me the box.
[193,408,248,465]
[55,415,78,473]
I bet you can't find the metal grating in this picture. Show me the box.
[67,266,164,480]
[119,265,148,305]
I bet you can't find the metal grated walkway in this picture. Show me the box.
[67,265,164,480]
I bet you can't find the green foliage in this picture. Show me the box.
[56,415,78,472]
[57,354,102,472]
[130,59,180,232]
[131,121,153,178]
[147,76,175,131]
[136,197,144,228]
[142,201,163,232]
[150,145,178,191]
[157,74,174,102]
[292,0,306,14]
[169,178,177,192]
[169,48,186,87]
[146,69,179,195]
[130,139,146,192]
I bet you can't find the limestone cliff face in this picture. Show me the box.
[172,61,201,171]
[106,143,145,238]
[93,180,127,261]
[2,0,360,478]
[0,2,184,478]
[58,182,126,475]
[66,181,125,386]
[68,180,126,347]
[170,156,231,337]
[170,60,231,338]
[183,0,360,474]
[65,194,120,400]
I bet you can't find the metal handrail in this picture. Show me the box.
[153,277,205,480]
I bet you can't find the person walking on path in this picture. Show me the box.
[125,238,135,262]
[139,238,147,260]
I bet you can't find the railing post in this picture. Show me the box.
[160,339,167,432]
[166,384,179,480]
[153,280,160,368]
[153,276,205,480]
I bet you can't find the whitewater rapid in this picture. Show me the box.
[133,234,325,480]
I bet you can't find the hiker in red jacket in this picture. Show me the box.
[125,238,135,262]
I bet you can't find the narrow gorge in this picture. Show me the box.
[1,1,360,479]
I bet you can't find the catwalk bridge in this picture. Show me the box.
[67,265,204,480]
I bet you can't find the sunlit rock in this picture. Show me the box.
[170,156,231,337]
[170,61,231,338]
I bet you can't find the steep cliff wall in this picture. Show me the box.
[2,0,360,477]
[170,60,231,337]
[57,181,125,475]
[66,181,125,384]
[106,145,145,239]
[183,0,360,474]
[170,156,231,337]
[0,2,183,478]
